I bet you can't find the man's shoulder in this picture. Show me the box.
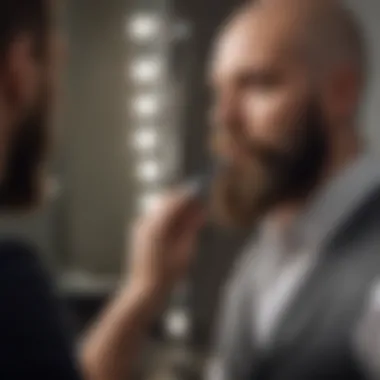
[0,238,40,268]
[0,237,50,293]
[0,237,36,254]
[341,183,380,243]
[224,239,259,299]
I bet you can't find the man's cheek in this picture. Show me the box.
[243,97,282,141]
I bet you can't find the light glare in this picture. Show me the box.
[128,14,161,42]
[137,160,161,182]
[165,309,190,339]
[133,129,158,150]
[132,95,160,117]
[129,58,162,83]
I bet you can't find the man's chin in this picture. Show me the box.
[210,203,266,229]
[210,185,271,229]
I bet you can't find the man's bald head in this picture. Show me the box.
[297,0,367,87]
[222,0,367,88]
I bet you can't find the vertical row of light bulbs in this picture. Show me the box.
[127,12,192,343]
[127,13,167,216]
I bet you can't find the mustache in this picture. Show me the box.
[210,129,288,168]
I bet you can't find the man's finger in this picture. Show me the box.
[149,185,202,233]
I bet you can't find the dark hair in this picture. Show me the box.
[0,0,50,60]
[0,0,51,211]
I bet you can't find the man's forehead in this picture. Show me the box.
[209,9,304,80]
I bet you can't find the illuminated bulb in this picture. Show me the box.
[165,309,190,339]
[133,129,158,150]
[129,58,162,83]
[128,14,161,42]
[132,95,160,117]
[137,160,161,182]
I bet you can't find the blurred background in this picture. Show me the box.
[0,0,378,378]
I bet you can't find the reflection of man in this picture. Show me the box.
[0,1,202,379]
[88,0,380,379]
[0,0,198,379]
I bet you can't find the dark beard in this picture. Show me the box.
[210,99,328,228]
[0,105,49,211]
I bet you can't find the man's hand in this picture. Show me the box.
[128,186,206,298]
[82,186,206,380]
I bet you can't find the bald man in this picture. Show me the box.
[205,1,380,379]
[84,1,380,380]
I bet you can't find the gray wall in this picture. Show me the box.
[346,0,380,148]
[62,0,131,275]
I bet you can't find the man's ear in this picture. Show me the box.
[322,63,361,125]
[2,34,39,114]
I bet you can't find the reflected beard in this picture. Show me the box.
[210,101,328,229]
[0,102,49,211]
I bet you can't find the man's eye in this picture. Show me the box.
[240,73,279,90]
